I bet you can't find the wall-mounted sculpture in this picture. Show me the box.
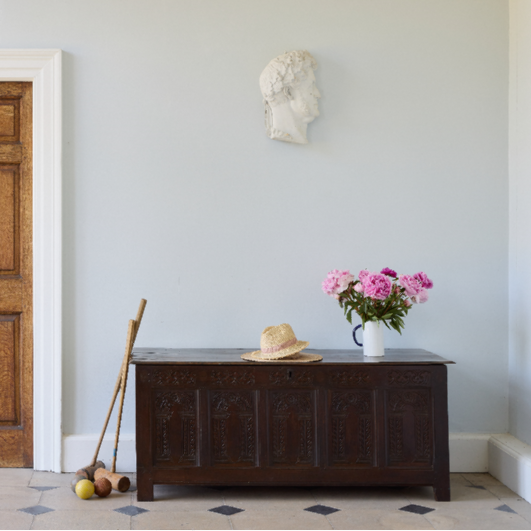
[259,50,320,144]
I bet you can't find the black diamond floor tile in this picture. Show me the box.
[305,504,340,516]
[467,485,487,490]
[209,505,244,516]
[400,504,435,515]
[495,504,517,514]
[114,505,149,517]
[29,486,59,491]
[18,505,55,516]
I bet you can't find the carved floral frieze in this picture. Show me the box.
[211,370,255,386]
[269,369,313,386]
[387,370,431,386]
[329,370,371,386]
[147,369,196,387]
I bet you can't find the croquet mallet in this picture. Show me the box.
[86,299,146,491]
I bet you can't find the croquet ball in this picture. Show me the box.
[94,477,112,498]
[75,479,95,499]
[70,474,86,493]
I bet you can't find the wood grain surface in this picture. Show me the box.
[131,348,455,365]
[0,82,33,467]
[135,354,452,502]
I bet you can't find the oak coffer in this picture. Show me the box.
[132,349,454,501]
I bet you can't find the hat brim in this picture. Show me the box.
[243,340,310,360]
[241,350,323,363]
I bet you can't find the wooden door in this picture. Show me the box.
[0,82,32,467]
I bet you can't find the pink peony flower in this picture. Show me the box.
[358,269,370,283]
[363,273,392,300]
[413,272,433,289]
[411,288,429,304]
[380,267,397,277]
[404,298,412,307]
[399,274,422,297]
[354,282,364,293]
[322,269,353,297]
[336,270,354,293]
[322,276,338,296]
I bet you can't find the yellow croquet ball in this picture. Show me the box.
[75,479,95,499]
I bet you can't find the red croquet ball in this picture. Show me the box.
[93,477,112,498]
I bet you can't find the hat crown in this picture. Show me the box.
[260,323,297,351]
[242,323,309,361]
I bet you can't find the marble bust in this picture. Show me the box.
[259,50,320,144]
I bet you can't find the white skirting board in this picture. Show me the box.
[62,432,490,474]
[62,434,136,473]
[449,433,490,473]
[489,434,531,503]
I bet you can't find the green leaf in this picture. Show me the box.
[390,320,402,334]
[346,308,353,324]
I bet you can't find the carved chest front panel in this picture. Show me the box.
[136,361,446,495]
[134,350,451,502]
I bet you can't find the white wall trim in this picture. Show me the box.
[63,434,136,473]
[489,434,531,503]
[64,432,531,502]
[449,433,490,473]
[62,432,490,474]
[0,49,62,472]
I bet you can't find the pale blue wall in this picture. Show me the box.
[0,0,509,438]
[509,0,531,447]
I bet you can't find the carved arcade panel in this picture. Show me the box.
[208,391,257,467]
[153,390,198,466]
[328,390,376,467]
[267,390,317,467]
[385,389,433,467]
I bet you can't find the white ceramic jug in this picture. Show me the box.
[353,321,385,357]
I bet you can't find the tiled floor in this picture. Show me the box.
[0,470,530,530]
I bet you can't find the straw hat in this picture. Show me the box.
[241,323,322,362]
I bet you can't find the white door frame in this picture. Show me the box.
[0,50,62,472]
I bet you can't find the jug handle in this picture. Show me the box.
[353,324,363,347]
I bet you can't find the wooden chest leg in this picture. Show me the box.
[433,482,451,501]
[137,476,154,502]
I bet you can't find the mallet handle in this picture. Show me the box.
[90,299,146,467]
[111,319,135,473]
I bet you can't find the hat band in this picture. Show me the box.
[261,337,297,354]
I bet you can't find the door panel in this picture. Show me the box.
[0,167,19,273]
[0,315,20,423]
[0,82,32,467]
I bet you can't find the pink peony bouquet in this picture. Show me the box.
[322,268,433,334]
